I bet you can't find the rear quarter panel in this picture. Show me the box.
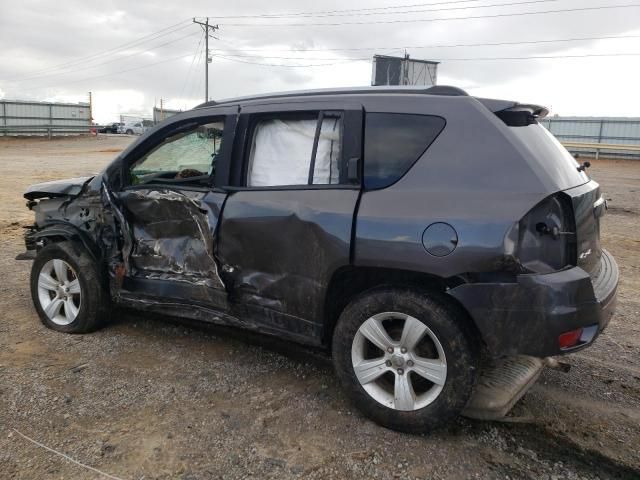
[354,95,557,278]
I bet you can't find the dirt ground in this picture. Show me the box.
[0,135,638,480]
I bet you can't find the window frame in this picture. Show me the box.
[242,110,346,189]
[118,112,233,192]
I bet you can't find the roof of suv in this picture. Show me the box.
[193,85,548,118]
[195,85,469,108]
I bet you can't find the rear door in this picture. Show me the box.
[114,108,236,310]
[217,101,363,340]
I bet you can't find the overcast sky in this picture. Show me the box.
[1,0,639,123]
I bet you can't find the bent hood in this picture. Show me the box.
[24,176,94,200]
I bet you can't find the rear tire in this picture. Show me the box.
[332,287,478,432]
[30,241,108,333]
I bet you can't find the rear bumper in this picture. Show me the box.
[448,249,618,357]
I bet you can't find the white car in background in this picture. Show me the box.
[118,122,145,135]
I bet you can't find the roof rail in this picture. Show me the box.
[423,85,468,96]
[195,85,469,109]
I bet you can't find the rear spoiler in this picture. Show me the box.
[476,97,549,127]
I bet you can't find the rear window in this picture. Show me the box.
[364,113,445,189]
[507,123,589,189]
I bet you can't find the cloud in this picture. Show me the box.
[1,0,639,122]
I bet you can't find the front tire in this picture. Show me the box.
[30,241,108,333]
[332,287,478,432]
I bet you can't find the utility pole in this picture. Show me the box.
[88,91,93,124]
[192,17,219,102]
[402,52,410,86]
[160,98,164,121]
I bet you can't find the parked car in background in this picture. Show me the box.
[98,122,123,134]
[19,86,618,432]
[118,122,145,135]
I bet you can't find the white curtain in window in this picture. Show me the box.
[248,118,340,186]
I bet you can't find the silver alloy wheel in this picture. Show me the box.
[37,259,81,326]
[351,312,447,411]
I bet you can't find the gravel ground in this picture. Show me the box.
[0,135,638,479]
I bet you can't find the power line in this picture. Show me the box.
[14,47,640,93]
[211,51,640,67]
[190,41,207,100]
[12,26,636,85]
[211,53,359,67]
[179,31,205,99]
[204,0,554,18]
[209,31,640,61]
[25,53,194,89]
[6,20,192,80]
[215,52,380,61]
[218,4,640,27]
[211,0,565,19]
[12,30,201,83]
[215,33,640,53]
[425,52,640,61]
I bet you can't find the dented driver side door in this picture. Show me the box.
[114,111,236,311]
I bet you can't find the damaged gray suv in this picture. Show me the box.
[20,86,618,432]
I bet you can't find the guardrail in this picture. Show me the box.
[2,126,640,158]
[561,141,640,160]
[0,124,96,139]
[0,124,152,138]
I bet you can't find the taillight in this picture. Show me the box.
[515,193,576,273]
[558,328,583,349]
[558,324,598,350]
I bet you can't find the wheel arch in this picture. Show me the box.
[322,265,481,349]
[34,222,102,265]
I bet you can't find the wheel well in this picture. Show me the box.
[323,266,469,346]
[33,226,110,288]
[34,224,100,261]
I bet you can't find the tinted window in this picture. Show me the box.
[247,113,342,187]
[507,123,589,189]
[364,113,445,189]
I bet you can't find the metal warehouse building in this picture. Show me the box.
[542,116,640,160]
[0,99,91,137]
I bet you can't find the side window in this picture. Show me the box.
[247,112,342,187]
[364,113,445,189]
[130,120,225,185]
